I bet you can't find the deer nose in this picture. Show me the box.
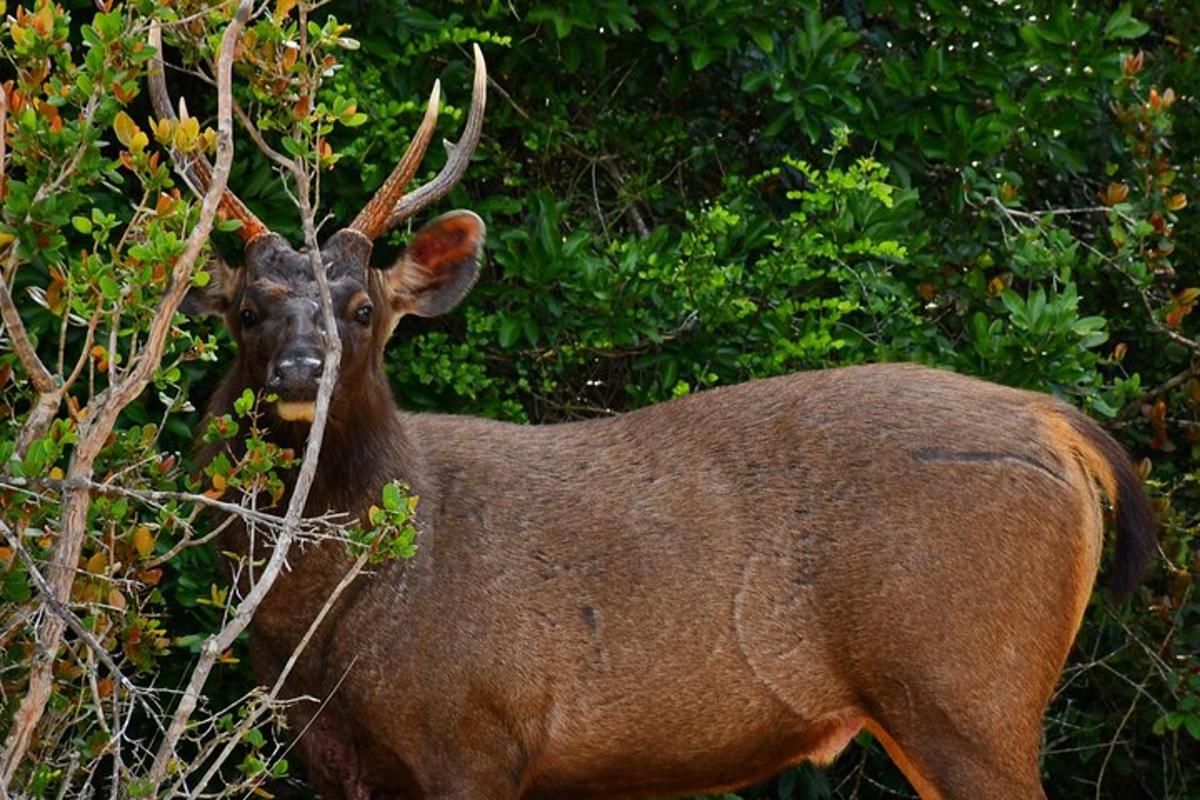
[268,351,324,395]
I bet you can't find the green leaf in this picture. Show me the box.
[748,27,773,54]
[4,566,32,602]
[1090,396,1118,418]
[1018,24,1041,49]
[999,289,1025,323]
[498,316,521,348]
[233,388,255,417]
[381,481,402,512]
[98,275,121,301]
[970,312,991,355]
[71,216,92,234]
[1185,715,1200,741]
[282,137,306,157]
[1104,2,1148,39]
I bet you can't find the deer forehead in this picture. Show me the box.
[243,275,368,310]
[245,235,367,282]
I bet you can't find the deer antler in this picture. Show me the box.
[148,21,268,245]
[347,79,442,239]
[350,44,487,241]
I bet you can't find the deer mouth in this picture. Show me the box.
[275,400,317,422]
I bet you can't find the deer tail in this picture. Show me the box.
[1055,406,1157,602]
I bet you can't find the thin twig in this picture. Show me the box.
[481,66,651,239]
[233,100,293,172]
[1117,361,1200,419]
[0,475,348,536]
[0,245,59,450]
[0,521,138,697]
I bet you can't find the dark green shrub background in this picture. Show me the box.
[6,0,1199,797]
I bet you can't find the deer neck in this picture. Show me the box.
[280,372,415,519]
[203,368,420,658]
[199,365,418,545]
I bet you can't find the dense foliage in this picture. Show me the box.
[1,0,1197,797]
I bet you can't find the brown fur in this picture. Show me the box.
[189,213,1155,800]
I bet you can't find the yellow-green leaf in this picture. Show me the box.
[86,551,108,574]
[274,0,298,21]
[174,116,200,152]
[133,526,155,559]
[151,117,174,145]
[113,111,138,147]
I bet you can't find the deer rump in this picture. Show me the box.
[238,363,1153,800]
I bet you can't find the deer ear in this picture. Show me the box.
[180,256,240,317]
[385,210,484,318]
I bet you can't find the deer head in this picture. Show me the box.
[154,35,487,425]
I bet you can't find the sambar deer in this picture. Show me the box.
[162,43,1156,800]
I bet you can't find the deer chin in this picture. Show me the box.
[275,400,317,423]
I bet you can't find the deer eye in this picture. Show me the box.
[239,307,259,328]
[353,303,373,326]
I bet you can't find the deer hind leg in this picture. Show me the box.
[849,635,1057,800]
[862,713,1046,800]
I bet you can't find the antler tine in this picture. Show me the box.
[347,79,442,240]
[148,20,269,245]
[382,44,487,234]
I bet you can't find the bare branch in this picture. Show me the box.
[0,473,350,536]
[1117,361,1200,420]
[0,249,58,393]
[233,100,293,172]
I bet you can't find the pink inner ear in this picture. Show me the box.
[409,214,482,272]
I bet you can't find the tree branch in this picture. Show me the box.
[0,475,350,538]
[0,521,139,697]
[0,3,252,786]
[1117,361,1200,420]
[182,551,369,797]
[0,244,62,456]
[144,1,346,785]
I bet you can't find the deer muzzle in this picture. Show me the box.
[268,352,323,421]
